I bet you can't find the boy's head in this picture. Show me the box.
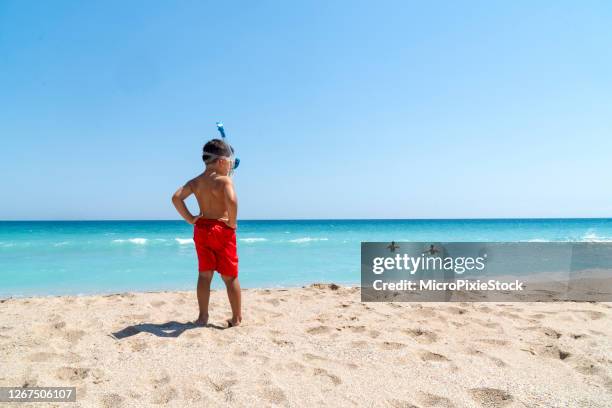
[202,139,235,175]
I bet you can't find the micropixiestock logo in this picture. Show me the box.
[360,242,612,302]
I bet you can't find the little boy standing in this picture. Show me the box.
[172,139,241,327]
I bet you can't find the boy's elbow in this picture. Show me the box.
[171,193,181,203]
[226,195,238,206]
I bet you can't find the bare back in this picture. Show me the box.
[188,171,231,220]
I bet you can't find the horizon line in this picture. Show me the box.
[1,217,611,222]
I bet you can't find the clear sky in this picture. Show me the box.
[1,1,611,220]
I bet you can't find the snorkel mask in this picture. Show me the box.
[202,122,240,176]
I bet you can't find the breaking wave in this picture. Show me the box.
[239,238,268,243]
[289,237,329,243]
[175,238,193,245]
[112,238,148,245]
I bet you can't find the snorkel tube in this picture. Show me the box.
[216,122,226,138]
[216,122,240,171]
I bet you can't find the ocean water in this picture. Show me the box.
[1,219,612,297]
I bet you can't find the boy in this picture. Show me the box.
[171,139,241,327]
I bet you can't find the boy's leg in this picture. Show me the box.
[220,274,242,326]
[196,271,213,326]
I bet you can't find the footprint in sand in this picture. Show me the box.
[496,311,523,320]
[411,307,437,318]
[265,298,280,306]
[568,355,603,376]
[151,387,177,405]
[573,309,606,320]
[20,374,38,388]
[469,387,513,408]
[380,341,407,350]
[260,385,288,405]
[206,374,238,393]
[350,340,369,349]
[402,328,438,344]
[272,338,294,347]
[444,306,468,315]
[529,343,570,360]
[387,399,420,408]
[519,326,561,339]
[470,318,501,329]
[476,338,509,346]
[62,351,82,364]
[368,330,381,338]
[89,368,106,385]
[386,302,403,309]
[100,393,124,408]
[418,392,455,408]
[286,361,306,372]
[303,353,327,362]
[420,351,450,362]
[130,339,148,352]
[313,367,342,385]
[64,329,86,345]
[52,321,67,330]
[342,325,366,333]
[150,371,171,387]
[150,300,166,307]
[182,387,202,402]
[306,325,332,335]
[56,366,90,381]
[467,349,507,367]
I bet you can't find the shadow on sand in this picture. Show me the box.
[110,320,226,340]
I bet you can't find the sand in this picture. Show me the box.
[1,284,611,407]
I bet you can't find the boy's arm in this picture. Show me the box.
[221,177,238,229]
[171,181,200,225]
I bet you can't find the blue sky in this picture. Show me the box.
[1,1,611,220]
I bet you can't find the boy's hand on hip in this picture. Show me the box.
[188,215,202,225]
[218,217,237,229]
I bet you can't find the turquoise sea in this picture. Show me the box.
[1,219,612,297]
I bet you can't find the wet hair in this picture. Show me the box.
[202,139,232,164]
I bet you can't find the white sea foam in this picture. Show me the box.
[581,232,612,242]
[112,238,148,245]
[239,238,268,243]
[53,241,70,247]
[175,238,193,245]
[521,234,612,243]
[289,237,329,243]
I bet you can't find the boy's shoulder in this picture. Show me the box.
[212,175,234,192]
[186,172,205,187]
[188,173,233,189]
[213,174,233,185]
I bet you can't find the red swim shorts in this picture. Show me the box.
[193,219,238,277]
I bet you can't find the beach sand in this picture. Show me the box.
[1,285,611,407]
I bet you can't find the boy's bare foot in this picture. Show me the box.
[227,316,242,328]
[194,313,208,326]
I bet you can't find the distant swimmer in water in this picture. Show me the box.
[423,244,440,256]
[387,241,399,252]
